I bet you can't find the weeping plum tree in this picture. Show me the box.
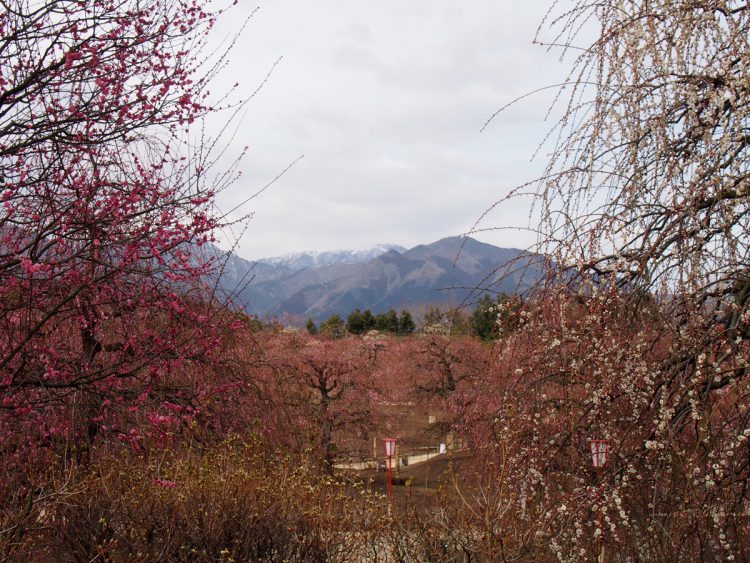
[0,0,248,457]
[467,1,750,559]
[258,333,376,474]
[524,1,750,301]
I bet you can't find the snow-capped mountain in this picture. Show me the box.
[262,237,544,321]
[259,244,406,271]
[210,237,547,322]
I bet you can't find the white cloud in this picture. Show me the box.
[207,1,572,259]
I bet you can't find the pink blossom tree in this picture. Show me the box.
[254,332,377,473]
[0,0,249,465]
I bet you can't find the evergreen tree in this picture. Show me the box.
[373,310,398,333]
[375,309,400,333]
[471,295,500,340]
[389,309,401,333]
[361,309,376,332]
[374,312,387,332]
[319,315,346,339]
[306,318,319,335]
[398,310,416,335]
[346,309,365,334]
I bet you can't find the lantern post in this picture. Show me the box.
[384,438,398,510]
[590,439,609,563]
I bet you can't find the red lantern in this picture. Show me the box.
[590,439,609,469]
[590,438,610,562]
[383,438,398,507]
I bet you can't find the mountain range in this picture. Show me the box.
[213,237,546,323]
[259,244,406,270]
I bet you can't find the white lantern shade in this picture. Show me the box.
[590,439,609,468]
[384,438,398,457]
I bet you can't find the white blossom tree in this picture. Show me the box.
[470,1,750,559]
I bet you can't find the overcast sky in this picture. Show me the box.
[208,1,572,260]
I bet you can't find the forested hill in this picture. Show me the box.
[215,237,546,322]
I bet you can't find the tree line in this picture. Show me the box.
[304,294,522,340]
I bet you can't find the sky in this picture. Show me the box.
[207,1,573,261]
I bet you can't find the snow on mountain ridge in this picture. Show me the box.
[260,244,405,271]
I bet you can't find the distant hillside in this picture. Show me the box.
[266,237,543,321]
[215,237,547,322]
